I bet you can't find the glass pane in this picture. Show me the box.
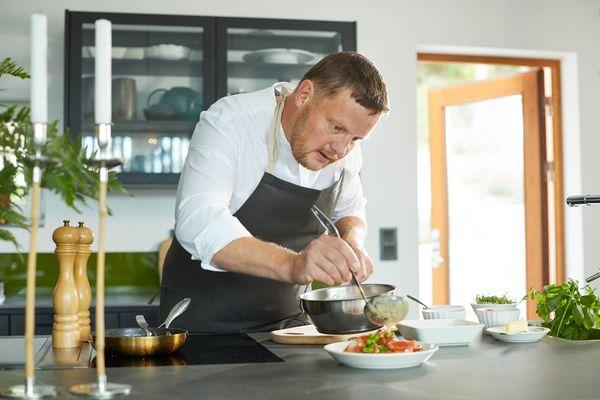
[80,23,203,174]
[445,95,526,317]
[225,28,342,95]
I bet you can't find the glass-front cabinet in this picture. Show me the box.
[215,18,355,98]
[65,12,356,185]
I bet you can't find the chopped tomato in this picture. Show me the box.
[343,330,423,354]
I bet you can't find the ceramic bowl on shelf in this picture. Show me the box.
[124,47,145,60]
[475,308,521,329]
[85,46,127,59]
[243,48,316,64]
[145,44,191,60]
[422,305,466,320]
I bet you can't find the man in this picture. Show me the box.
[160,51,389,334]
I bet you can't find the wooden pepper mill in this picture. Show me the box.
[75,221,94,342]
[52,220,81,348]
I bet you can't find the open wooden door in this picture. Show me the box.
[429,70,547,318]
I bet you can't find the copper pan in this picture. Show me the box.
[92,327,188,358]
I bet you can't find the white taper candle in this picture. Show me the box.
[30,14,47,124]
[94,19,111,124]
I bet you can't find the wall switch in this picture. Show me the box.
[379,228,397,261]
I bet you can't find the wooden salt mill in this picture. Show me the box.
[52,220,81,348]
[75,221,93,342]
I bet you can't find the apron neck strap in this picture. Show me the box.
[267,85,293,174]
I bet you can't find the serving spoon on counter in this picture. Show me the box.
[310,205,409,328]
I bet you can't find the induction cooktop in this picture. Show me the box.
[94,334,283,368]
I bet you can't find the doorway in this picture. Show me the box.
[417,54,564,318]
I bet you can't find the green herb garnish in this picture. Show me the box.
[475,294,515,304]
[529,280,600,340]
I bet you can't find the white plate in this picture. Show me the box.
[243,48,316,64]
[324,341,438,369]
[486,326,550,343]
[397,319,484,346]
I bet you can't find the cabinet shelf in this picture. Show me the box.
[82,28,204,49]
[227,61,312,80]
[228,33,341,54]
[82,59,203,77]
[82,120,197,134]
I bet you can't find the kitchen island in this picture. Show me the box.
[0,332,598,400]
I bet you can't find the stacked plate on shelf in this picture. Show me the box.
[243,48,317,64]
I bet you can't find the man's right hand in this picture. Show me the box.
[290,235,362,286]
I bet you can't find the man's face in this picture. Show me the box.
[289,88,380,171]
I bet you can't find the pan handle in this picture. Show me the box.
[159,298,191,329]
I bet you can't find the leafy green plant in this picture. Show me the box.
[0,57,127,249]
[474,293,516,304]
[529,279,600,340]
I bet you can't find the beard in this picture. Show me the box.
[289,104,336,171]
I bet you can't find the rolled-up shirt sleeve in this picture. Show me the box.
[331,144,367,223]
[175,109,252,271]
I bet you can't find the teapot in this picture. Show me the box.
[144,87,202,120]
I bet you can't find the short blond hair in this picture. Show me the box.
[299,51,389,115]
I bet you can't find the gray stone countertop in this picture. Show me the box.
[0,332,599,399]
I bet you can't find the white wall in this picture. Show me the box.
[2,1,599,309]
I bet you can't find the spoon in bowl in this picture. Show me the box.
[310,206,409,328]
[407,294,430,309]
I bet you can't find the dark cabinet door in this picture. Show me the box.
[215,17,356,100]
[90,312,120,330]
[0,315,9,336]
[10,312,54,335]
[64,12,356,186]
[65,11,216,186]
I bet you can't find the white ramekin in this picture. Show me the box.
[471,303,518,313]
[475,308,521,329]
[422,305,466,320]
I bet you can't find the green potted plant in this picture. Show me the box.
[0,57,126,249]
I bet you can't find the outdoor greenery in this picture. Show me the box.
[0,57,127,250]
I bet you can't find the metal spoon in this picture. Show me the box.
[407,294,430,309]
[135,314,153,336]
[158,297,191,329]
[310,206,409,327]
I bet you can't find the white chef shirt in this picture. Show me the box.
[175,83,367,271]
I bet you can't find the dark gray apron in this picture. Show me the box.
[160,86,346,334]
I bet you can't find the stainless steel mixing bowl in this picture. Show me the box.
[299,284,396,334]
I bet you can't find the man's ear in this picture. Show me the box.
[294,80,315,108]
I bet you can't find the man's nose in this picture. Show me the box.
[329,135,353,158]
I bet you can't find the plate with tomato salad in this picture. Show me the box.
[324,331,438,369]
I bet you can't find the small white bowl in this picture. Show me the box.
[471,303,518,313]
[475,308,521,329]
[422,305,466,320]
